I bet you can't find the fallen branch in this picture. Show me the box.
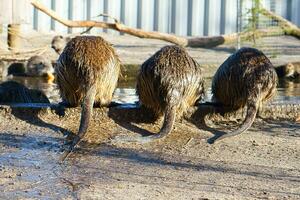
[30,0,299,48]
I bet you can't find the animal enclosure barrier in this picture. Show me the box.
[28,0,300,37]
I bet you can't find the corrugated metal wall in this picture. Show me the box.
[30,0,300,36]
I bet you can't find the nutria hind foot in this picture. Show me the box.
[59,135,81,163]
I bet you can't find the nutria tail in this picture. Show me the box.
[212,90,260,143]
[115,105,177,144]
[59,85,97,163]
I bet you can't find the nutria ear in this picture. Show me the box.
[59,35,63,39]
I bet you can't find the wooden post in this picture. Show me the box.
[7,24,21,51]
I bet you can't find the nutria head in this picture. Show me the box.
[26,55,55,81]
[51,35,70,55]
[284,63,295,77]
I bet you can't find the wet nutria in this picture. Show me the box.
[211,47,277,142]
[0,81,49,103]
[26,55,55,81]
[134,45,205,142]
[51,35,71,55]
[56,36,120,161]
[7,62,26,76]
[5,56,55,82]
[275,62,300,79]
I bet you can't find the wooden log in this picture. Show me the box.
[7,24,21,51]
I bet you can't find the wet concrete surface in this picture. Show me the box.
[0,104,299,199]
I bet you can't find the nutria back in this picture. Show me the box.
[56,36,120,161]
[211,47,277,142]
[212,47,277,110]
[135,45,205,142]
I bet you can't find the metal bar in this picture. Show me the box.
[204,0,209,36]
[237,0,242,49]
[137,0,142,29]
[68,0,73,33]
[153,0,159,31]
[187,0,193,36]
[220,0,226,34]
[171,0,176,34]
[286,0,292,21]
[33,8,38,31]
[51,0,56,31]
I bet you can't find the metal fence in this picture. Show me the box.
[29,0,300,36]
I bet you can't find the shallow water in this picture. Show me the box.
[0,75,299,104]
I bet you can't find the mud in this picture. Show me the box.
[0,104,299,199]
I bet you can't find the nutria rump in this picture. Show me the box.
[56,36,120,161]
[211,47,277,142]
[135,45,205,142]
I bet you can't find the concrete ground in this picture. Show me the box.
[0,31,299,199]
[0,105,299,199]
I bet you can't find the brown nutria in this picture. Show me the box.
[7,62,26,76]
[275,62,300,78]
[0,81,49,103]
[211,47,277,142]
[26,55,55,82]
[133,45,205,143]
[56,36,120,161]
[51,35,71,55]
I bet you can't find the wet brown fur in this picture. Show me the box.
[56,36,120,107]
[136,45,205,142]
[211,47,278,142]
[56,36,120,161]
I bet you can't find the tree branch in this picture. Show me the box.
[260,8,300,39]
[30,0,299,48]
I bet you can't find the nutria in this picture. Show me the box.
[0,81,49,103]
[7,62,26,76]
[211,47,277,142]
[5,56,55,82]
[56,36,120,161]
[133,45,205,142]
[51,35,71,55]
[275,62,300,79]
[26,55,55,81]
